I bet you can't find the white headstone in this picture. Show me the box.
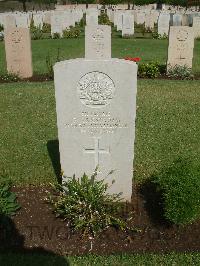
[136,12,145,25]
[4,27,33,78]
[173,13,182,26]
[16,15,28,28]
[86,9,98,25]
[167,26,194,70]
[85,25,111,59]
[122,13,134,37]
[54,29,138,201]
[158,13,170,36]
[33,13,43,28]
[51,11,63,37]
[193,16,200,38]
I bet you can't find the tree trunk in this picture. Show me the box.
[22,0,26,12]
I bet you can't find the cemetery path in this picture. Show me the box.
[1,186,200,255]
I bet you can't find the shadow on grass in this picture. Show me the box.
[139,179,170,227]
[47,140,61,184]
[0,214,69,266]
[139,158,197,227]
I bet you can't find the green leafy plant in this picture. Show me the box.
[31,26,43,40]
[152,32,168,39]
[138,61,162,78]
[52,32,61,39]
[46,48,62,79]
[0,73,20,82]
[49,168,132,237]
[63,26,81,38]
[79,13,86,27]
[30,17,36,32]
[0,32,4,41]
[152,159,200,225]
[98,13,112,26]
[0,24,4,32]
[167,65,193,80]
[42,23,51,33]
[0,175,20,217]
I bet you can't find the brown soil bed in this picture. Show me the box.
[0,74,52,83]
[0,185,200,256]
[0,74,200,84]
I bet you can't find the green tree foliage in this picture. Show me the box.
[18,0,56,12]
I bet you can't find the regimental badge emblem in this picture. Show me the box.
[77,71,115,107]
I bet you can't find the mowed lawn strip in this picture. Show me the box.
[0,80,199,185]
[1,252,200,265]
[0,38,200,75]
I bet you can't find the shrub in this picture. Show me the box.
[42,23,51,33]
[0,24,4,32]
[98,13,112,26]
[0,31,4,41]
[152,159,200,225]
[167,65,193,80]
[0,175,20,217]
[52,32,61,39]
[0,73,20,82]
[152,32,168,39]
[138,61,161,78]
[31,27,43,40]
[46,48,62,79]
[49,168,131,237]
[30,17,36,32]
[79,13,86,27]
[63,26,81,38]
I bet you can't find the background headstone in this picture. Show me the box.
[122,13,134,37]
[158,13,170,36]
[193,16,200,38]
[4,27,33,78]
[167,26,194,70]
[85,25,111,59]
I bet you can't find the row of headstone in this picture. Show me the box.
[0,9,84,34]
[1,9,200,38]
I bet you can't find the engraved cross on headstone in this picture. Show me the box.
[83,137,110,169]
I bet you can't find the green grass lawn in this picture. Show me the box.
[0,79,199,185]
[0,38,200,75]
[1,252,200,265]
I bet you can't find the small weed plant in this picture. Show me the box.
[0,23,4,32]
[0,31,4,41]
[31,26,43,40]
[52,32,61,39]
[0,73,20,82]
[42,23,51,33]
[152,32,168,39]
[98,13,112,26]
[0,175,20,217]
[138,61,165,78]
[49,168,132,237]
[63,26,81,38]
[46,48,62,79]
[167,65,193,80]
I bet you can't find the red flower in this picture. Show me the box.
[124,57,141,62]
[133,57,141,62]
